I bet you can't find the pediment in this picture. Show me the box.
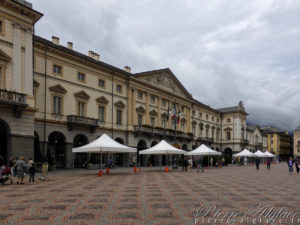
[134,69,193,100]
[211,125,216,129]
[96,96,109,104]
[114,100,125,108]
[49,84,67,94]
[136,106,145,113]
[181,117,186,123]
[224,127,232,131]
[205,124,210,128]
[149,109,158,116]
[192,120,197,125]
[74,91,90,100]
[0,49,11,62]
[161,112,168,118]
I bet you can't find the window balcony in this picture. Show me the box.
[241,139,249,146]
[0,89,27,117]
[67,115,98,133]
[196,137,214,144]
[133,125,194,141]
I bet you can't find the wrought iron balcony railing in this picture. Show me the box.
[0,89,27,117]
[67,115,98,133]
[133,125,194,141]
[241,139,249,146]
[196,137,214,143]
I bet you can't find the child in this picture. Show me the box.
[28,157,35,182]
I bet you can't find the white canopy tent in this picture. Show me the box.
[233,149,254,157]
[72,134,136,174]
[139,140,187,170]
[187,144,221,167]
[263,151,275,158]
[253,150,266,158]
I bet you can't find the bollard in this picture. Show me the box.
[137,168,141,172]
[106,168,110,174]
[165,167,169,172]
[134,166,137,173]
[98,170,102,177]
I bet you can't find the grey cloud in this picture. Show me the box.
[31,0,300,131]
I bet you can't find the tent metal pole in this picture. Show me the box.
[100,147,102,174]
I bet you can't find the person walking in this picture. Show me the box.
[188,157,193,171]
[288,157,294,175]
[14,156,27,184]
[221,157,225,167]
[295,159,299,174]
[255,157,260,170]
[182,157,188,172]
[266,158,271,170]
[197,157,204,173]
[210,157,213,168]
[28,157,35,182]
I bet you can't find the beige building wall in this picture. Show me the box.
[294,128,300,157]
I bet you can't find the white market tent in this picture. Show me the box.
[253,150,266,158]
[72,134,136,173]
[187,144,221,156]
[139,140,187,155]
[233,148,254,158]
[139,140,186,169]
[187,144,221,167]
[263,151,275,158]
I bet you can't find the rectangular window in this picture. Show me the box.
[212,117,214,121]
[192,110,195,116]
[0,19,4,35]
[162,99,166,107]
[99,106,105,122]
[298,149,300,153]
[53,64,62,75]
[172,120,176,130]
[116,85,122,93]
[206,115,208,120]
[217,118,219,123]
[150,96,155,104]
[151,117,155,127]
[77,72,85,81]
[181,123,185,132]
[271,140,273,144]
[0,65,2,88]
[138,114,143,125]
[199,113,202,118]
[181,106,184,113]
[78,101,85,117]
[117,110,122,125]
[192,126,195,134]
[162,119,166,128]
[53,96,61,115]
[137,91,143,100]
[227,118,231,123]
[226,132,231,140]
[98,79,105,87]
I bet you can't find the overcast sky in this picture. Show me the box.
[31,0,300,131]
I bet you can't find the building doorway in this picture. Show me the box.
[48,132,66,168]
[0,119,10,162]
[137,140,147,166]
[115,137,125,166]
[73,134,89,168]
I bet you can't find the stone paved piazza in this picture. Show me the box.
[1,163,300,225]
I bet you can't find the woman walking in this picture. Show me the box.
[288,157,294,175]
[295,159,300,174]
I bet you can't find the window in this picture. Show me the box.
[53,96,61,115]
[162,119,166,128]
[192,110,195,116]
[181,106,184,113]
[77,72,85,82]
[162,99,166,107]
[0,65,3,88]
[150,95,155,104]
[99,106,105,122]
[0,18,4,35]
[271,140,273,144]
[181,123,185,132]
[172,119,176,130]
[192,126,195,134]
[217,118,219,123]
[212,117,214,121]
[138,114,143,125]
[99,79,105,87]
[117,110,122,125]
[227,118,231,123]
[206,115,208,120]
[217,130,220,140]
[199,126,203,136]
[151,117,155,127]
[116,85,122,93]
[53,64,62,75]
[226,131,231,140]
[77,101,85,117]
[199,113,202,118]
[298,149,300,153]
[137,91,143,100]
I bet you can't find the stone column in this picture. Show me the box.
[25,29,33,96]
[157,97,161,127]
[65,143,73,169]
[12,23,22,92]
[127,87,132,126]
[145,93,150,125]
[187,108,191,133]
[132,89,137,125]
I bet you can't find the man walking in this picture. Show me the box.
[255,157,260,170]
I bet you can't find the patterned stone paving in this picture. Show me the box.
[0,163,300,225]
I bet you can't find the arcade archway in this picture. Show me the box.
[73,134,89,168]
[0,119,10,162]
[137,140,147,166]
[48,132,66,168]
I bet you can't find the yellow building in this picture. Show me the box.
[294,126,300,158]
[262,127,293,160]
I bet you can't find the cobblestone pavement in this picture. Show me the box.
[1,163,300,225]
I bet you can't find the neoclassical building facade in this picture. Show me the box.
[0,0,266,168]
